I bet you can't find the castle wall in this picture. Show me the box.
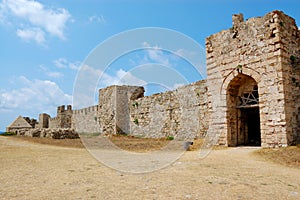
[98,85,145,135]
[49,117,59,129]
[129,80,209,139]
[98,86,117,134]
[37,113,50,128]
[206,10,300,147]
[276,13,300,144]
[72,105,100,133]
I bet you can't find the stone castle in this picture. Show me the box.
[7,11,300,147]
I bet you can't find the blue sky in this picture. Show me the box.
[0,0,299,131]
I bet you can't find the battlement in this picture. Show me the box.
[73,105,98,115]
[57,105,72,113]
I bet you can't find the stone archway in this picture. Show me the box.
[226,74,261,146]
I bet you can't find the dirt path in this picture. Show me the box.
[0,136,299,200]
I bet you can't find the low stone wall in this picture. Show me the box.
[17,128,79,139]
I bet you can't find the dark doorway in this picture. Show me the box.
[240,107,261,146]
[227,74,261,146]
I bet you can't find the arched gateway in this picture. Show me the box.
[227,74,261,146]
[206,11,300,147]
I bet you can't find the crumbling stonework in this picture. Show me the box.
[95,85,145,135]
[206,10,300,147]
[129,80,209,139]
[49,105,72,129]
[17,128,78,139]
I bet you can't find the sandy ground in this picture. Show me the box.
[0,136,299,200]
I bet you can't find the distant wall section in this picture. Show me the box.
[72,105,100,133]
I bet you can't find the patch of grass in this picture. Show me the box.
[1,132,17,136]
[9,136,84,148]
[290,55,296,62]
[133,118,139,125]
[279,21,284,27]
[109,134,170,153]
[166,135,174,140]
[132,102,138,108]
[255,145,300,168]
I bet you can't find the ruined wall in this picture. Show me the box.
[206,10,300,147]
[98,86,117,134]
[7,128,32,135]
[276,13,300,144]
[98,85,145,135]
[37,113,50,128]
[129,80,209,139]
[49,105,72,129]
[72,105,100,133]
[115,86,144,134]
[14,128,78,139]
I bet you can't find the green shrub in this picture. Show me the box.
[166,135,174,140]
[133,118,139,125]
[1,132,17,136]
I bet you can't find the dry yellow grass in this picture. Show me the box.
[255,145,300,168]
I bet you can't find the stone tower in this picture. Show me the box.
[98,85,144,135]
[57,105,73,128]
[38,113,50,128]
[206,10,300,147]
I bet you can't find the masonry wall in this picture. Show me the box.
[206,10,300,147]
[129,80,209,140]
[72,105,100,133]
[98,86,117,134]
[276,13,300,144]
[49,117,59,129]
[97,85,145,134]
[37,113,50,128]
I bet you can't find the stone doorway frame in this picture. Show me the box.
[226,73,261,146]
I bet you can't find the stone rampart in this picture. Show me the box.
[49,117,59,129]
[72,105,100,133]
[129,80,209,139]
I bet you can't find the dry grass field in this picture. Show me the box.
[0,135,299,200]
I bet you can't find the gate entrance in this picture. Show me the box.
[227,74,261,146]
[239,107,261,146]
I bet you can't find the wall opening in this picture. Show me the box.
[227,74,261,146]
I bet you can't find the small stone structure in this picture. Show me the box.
[6,116,33,134]
[6,11,300,147]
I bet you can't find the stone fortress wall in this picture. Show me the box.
[8,10,300,147]
[129,80,209,139]
[206,10,300,147]
[72,105,99,134]
[35,80,209,140]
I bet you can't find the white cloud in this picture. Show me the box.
[46,71,63,78]
[142,42,170,66]
[53,58,80,70]
[89,15,106,24]
[80,65,146,88]
[16,27,45,44]
[1,0,71,43]
[39,65,63,78]
[0,76,72,115]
